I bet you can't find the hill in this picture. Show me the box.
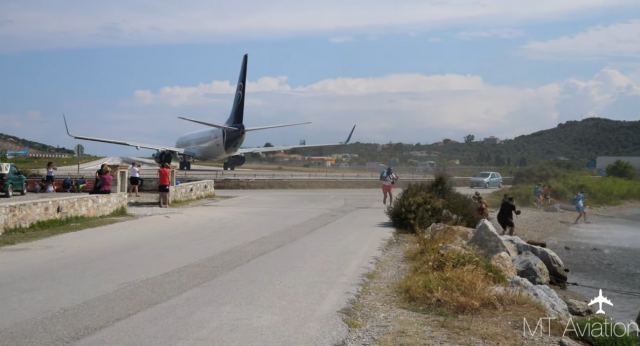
[291,118,640,166]
[0,133,74,155]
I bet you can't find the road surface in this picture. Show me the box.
[0,189,392,345]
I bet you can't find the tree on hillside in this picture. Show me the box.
[517,156,528,167]
[464,134,475,144]
[264,142,274,147]
[606,160,636,179]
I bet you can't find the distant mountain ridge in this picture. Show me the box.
[2,117,638,165]
[293,118,640,165]
[0,133,74,154]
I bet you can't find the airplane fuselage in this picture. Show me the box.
[175,127,245,161]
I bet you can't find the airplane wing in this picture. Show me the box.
[237,124,356,154]
[63,115,185,154]
[178,116,311,132]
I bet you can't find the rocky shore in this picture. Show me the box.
[341,218,599,345]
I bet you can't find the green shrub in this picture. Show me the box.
[399,227,509,313]
[388,175,480,233]
[606,160,636,180]
[513,165,572,185]
[494,174,640,207]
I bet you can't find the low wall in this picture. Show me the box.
[169,180,215,203]
[0,193,128,234]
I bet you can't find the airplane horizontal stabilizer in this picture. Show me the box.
[237,124,356,154]
[245,122,312,132]
[178,116,239,131]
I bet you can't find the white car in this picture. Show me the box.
[469,171,503,188]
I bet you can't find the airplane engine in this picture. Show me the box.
[153,150,176,165]
[223,155,245,170]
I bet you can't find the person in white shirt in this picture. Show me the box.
[129,162,141,197]
[380,166,398,206]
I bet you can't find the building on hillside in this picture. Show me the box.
[6,148,29,158]
[306,156,336,167]
[416,161,437,172]
[483,136,501,144]
[28,152,71,158]
[268,152,304,162]
[596,156,640,172]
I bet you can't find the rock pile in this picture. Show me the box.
[425,219,590,321]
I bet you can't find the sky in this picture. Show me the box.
[1,0,639,156]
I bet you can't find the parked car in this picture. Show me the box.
[470,171,503,188]
[0,163,27,197]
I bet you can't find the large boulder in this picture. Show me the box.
[528,246,567,286]
[514,251,550,285]
[565,298,592,316]
[468,219,508,258]
[509,276,570,321]
[491,251,517,278]
[501,235,568,285]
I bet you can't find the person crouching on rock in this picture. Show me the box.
[476,196,489,220]
[497,196,521,235]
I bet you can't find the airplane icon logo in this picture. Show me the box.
[588,289,613,314]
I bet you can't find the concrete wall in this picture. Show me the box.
[169,180,215,203]
[0,193,128,234]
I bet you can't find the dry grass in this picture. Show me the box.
[399,228,511,314]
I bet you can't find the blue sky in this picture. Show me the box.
[1,1,639,156]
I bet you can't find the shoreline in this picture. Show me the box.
[489,201,640,243]
[496,201,640,324]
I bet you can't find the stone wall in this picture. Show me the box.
[169,180,215,203]
[0,193,128,234]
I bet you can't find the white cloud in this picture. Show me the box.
[556,68,640,120]
[523,20,640,59]
[131,68,640,144]
[328,36,354,44]
[0,0,637,52]
[456,28,523,40]
[134,77,291,106]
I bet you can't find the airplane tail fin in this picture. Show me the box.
[225,54,247,126]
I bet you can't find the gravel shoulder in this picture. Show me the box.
[339,234,565,346]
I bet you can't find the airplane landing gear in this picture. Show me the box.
[179,160,192,170]
[223,155,245,170]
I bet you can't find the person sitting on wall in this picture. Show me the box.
[62,177,73,192]
[74,176,87,192]
[92,163,107,194]
[91,166,112,194]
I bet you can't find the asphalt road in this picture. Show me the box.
[0,189,392,345]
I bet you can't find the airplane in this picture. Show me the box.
[588,289,613,314]
[64,54,356,170]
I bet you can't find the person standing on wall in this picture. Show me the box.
[129,162,141,197]
[45,161,57,192]
[158,163,171,208]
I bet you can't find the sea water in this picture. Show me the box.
[550,210,640,324]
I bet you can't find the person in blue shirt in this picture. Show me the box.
[533,184,543,208]
[574,191,587,224]
[62,177,73,192]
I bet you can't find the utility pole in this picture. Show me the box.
[76,144,84,176]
